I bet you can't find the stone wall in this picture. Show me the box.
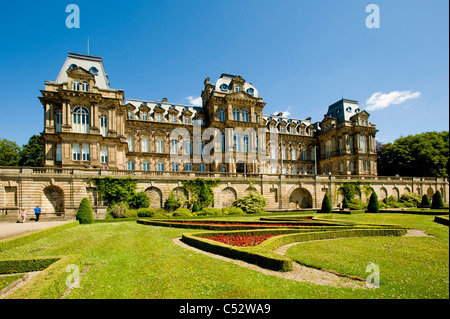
[0,167,448,219]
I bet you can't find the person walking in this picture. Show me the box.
[20,209,27,223]
[34,206,41,222]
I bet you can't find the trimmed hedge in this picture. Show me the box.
[434,216,449,226]
[0,221,79,252]
[3,254,84,299]
[0,256,59,275]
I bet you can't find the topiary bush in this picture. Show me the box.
[419,194,431,208]
[192,201,200,213]
[342,197,349,209]
[172,207,195,218]
[197,207,222,216]
[367,192,380,213]
[320,194,333,214]
[431,191,444,209]
[76,198,94,224]
[222,207,245,215]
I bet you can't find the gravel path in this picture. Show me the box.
[0,221,73,240]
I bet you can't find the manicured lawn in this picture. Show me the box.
[0,213,448,299]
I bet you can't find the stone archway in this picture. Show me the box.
[220,187,237,208]
[289,188,313,209]
[42,185,65,214]
[145,187,163,209]
[379,187,388,199]
[427,187,434,199]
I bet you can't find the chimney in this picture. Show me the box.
[162,98,168,103]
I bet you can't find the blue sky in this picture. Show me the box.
[0,0,448,147]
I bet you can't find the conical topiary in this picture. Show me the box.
[367,192,379,213]
[419,194,431,208]
[192,201,200,213]
[320,193,333,214]
[76,198,94,224]
[342,197,349,209]
[431,191,444,209]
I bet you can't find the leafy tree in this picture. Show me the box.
[76,198,94,224]
[192,201,200,213]
[431,191,444,209]
[367,192,380,213]
[19,135,44,167]
[182,178,221,209]
[91,176,138,205]
[377,131,449,177]
[129,191,150,209]
[0,138,20,166]
[164,191,181,212]
[419,194,431,208]
[320,193,333,214]
[234,191,268,214]
[342,197,349,209]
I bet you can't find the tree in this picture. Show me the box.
[320,193,333,214]
[367,192,380,213]
[377,131,449,177]
[182,178,221,209]
[76,198,94,224]
[342,197,349,209]
[129,191,150,209]
[0,138,20,166]
[164,191,181,212]
[19,135,44,167]
[431,191,444,209]
[91,176,138,205]
[419,194,431,208]
[234,191,268,214]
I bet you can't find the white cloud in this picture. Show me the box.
[365,90,421,111]
[186,96,202,106]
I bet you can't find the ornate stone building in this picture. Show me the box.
[3,52,445,219]
[39,53,378,176]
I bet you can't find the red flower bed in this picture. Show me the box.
[203,234,278,247]
[169,221,315,227]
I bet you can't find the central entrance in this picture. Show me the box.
[236,162,246,173]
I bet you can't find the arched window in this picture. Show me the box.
[89,67,98,75]
[242,109,249,122]
[127,136,134,152]
[100,115,108,137]
[247,88,254,96]
[254,112,258,123]
[127,160,135,171]
[233,108,240,121]
[72,107,90,133]
[68,64,77,70]
[142,137,149,152]
[219,108,225,122]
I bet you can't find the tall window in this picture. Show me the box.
[270,145,277,159]
[254,112,258,123]
[235,85,241,92]
[81,81,89,92]
[157,138,164,153]
[170,114,177,123]
[220,132,225,153]
[219,108,225,122]
[171,139,178,154]
[142,112,148,121]
[291,148,297,160]
[281,147,287,160]
[72,80,80,91]
[172,161,179,172]
[199,163,206,172]
[100,147,108,163]
[127,111,133,120]
[100,115,108,137]
[82,144,90,161]
[142,160,150,171]
[243,134,249,153]
[234,133,241,153]
[56,144,62,162]
[127,160,135,171]
[301,149,307,161]
[157,161,164,171]
[55,110,62,132]
[141,137,149,152]
[72,107,90,134]
[72,144,80,161]
[242,109,249,122]
[233,108,240,121]
[185,162,192,171]
[360,136,367,154]
[127,136,134,152]
[325,140,332,158]
[184,116,190,124]
[349,137,354,154]
[156,113,163,122]
[292,166,297,175]
[184,140,192,155]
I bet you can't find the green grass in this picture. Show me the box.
[0,274,23,291]
[0,213,448,299]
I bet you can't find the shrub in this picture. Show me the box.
[348,198,368,210]
[222,207,245,215]
[76,198,94,224]
[399,193,421,207]
[108,201,129,218]
[234,191,267,214]
[198,207,222,216]
[172,207,195,218]
[164,191,181,212]
[367,192,380,213]
[431,191,444,209]
[129,191,150,209]
[342,197,349,209]
[136,207,156,217]
[419,195,431,208]
[320,194,333,214]
[192,201,200,213]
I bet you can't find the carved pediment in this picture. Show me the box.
[67,67,95,81]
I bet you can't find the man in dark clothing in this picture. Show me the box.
[34,206,41,222]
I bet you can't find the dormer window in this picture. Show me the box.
[247,88,254,96]
[220,84,229,92]
[235,85,241,92]
[346,107,352,112]
[355,108,360,113]
[72,80,80,91]
[89,67,98,76]
[81,81,89,92]
[156,113,163,122]
[68,64,77,70]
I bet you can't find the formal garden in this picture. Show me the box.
[0,177,448,299]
